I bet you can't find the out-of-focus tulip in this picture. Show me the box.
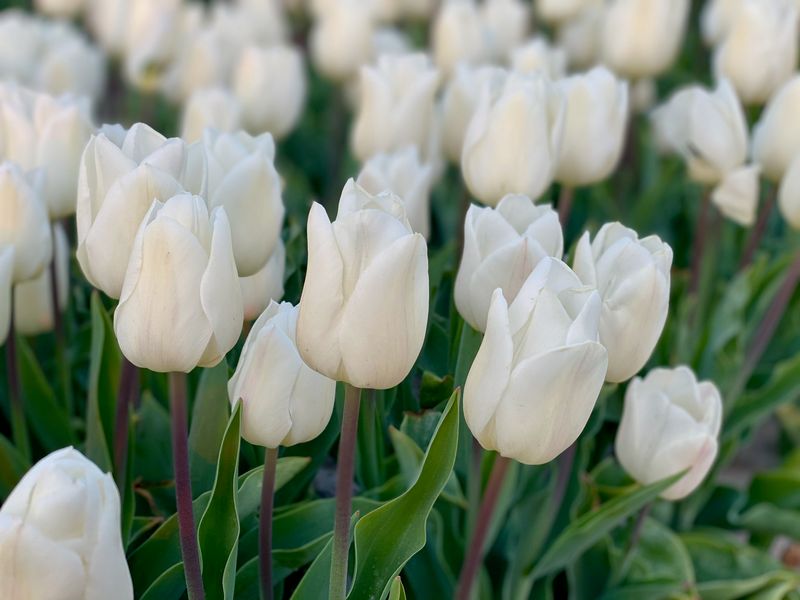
[464,258,608,465]
[441,64,507,164]
[123,0,187,91]
[710,164,760,226]
[557,0,603,71]
[779,155,800,229]
[310,0,375,82]
[0,246,12,345]
[296,180,428,389]
[162,29,226,104]
[455,194,563,332]
[461,73,565,206]
[356,147,435,238]
[432,0,491,76]
[203,129,284,277]
[713,0,798,106]
[509,38,568,79]
[180,87,243,144]
[616,366,723,500]
[114,194,242,373]
[0,163,52,284]
[555,66,629,187]
[87,0,128,56]
[0,447,133,600]
[35,26,105,101]
[233,44,306,140]
[229,301,336,448]
[601,0,690,79]
[352,53,439,164]
[373,28,412,57]
[481,0,530,60]
[701,0,745,46]
[34,0,85,19]
[398,0,436,19]
[76,123,205,299]
[630,78,657,113]
[14,224,68,336]
[240,240,285,322]
[573,222,672,383]
[537,0,589,23]
[752,75,800,182]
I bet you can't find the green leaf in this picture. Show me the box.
[388,577,407,600]
[0,432,28,499]
[347,389,460,600]
[139,563,186,600]
[189,362,231,496]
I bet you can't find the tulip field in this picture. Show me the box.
[4,0,800,599]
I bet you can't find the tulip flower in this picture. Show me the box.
[461,72,565,207]
[351,53,440,164]
[76,123,205,299]
[481,0,530,61]
[537,0,590,23]
[778,155,800,230]
[35,29,105,101]
[0,447,133,600]
[555,66,629,187]
[455,194,563,332]
[616,366,723,500]
[34,0,85,18]
[0,246,12,345]
[557,1,604,71]
[241,240,286,322]
[310,0,375,82]
[573,222,672,383]
[296,180,428,390]
[114,194,243,373]
[230,301,336,448]
[161,28,226,104]
[203,129,285,277]
[509,38,568,79]
[356,147,435,239]
[701,0,744,46]
[432,0,491,76]
[180,87,243,144]
[464,257,608,465]
[0,163,52,284]
[752,75,800,182]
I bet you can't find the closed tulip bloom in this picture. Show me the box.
[35,0,85,19]
[432,0,491,76]
[462,73,565,207]
[352,53,439,163]
[114,194,242,373]
[0,246,11,345]
[162,29,226,104]
[36,30,106,102]
[241,240,285,322]
[701,0,745,46]
[297,180,428,389]
[0,163,52,284]
[573,222,672,383]
[0,447,133,600]
[310,0,375,82]
[778,155,800,229]
[87,0,128,56]
[77,123,205,299]
[203,129,284,277]
[455,194,563,332]
[14,224,68,336]
[537,0,589,23]
[123,0,186,91]
[356,147,435,238]
[180,87,243,144]
[230,301,336,448]
[601,0,690,79]
[555,66,629,187]
[481,0,531,60]
[752,76,800,182]
[710,164,760,226]
[557,1,604,71]
[510,38,568,79]
[465,258,608,465]
[233,44,306,140]
[616,366,723,500]
[713,0,798,106]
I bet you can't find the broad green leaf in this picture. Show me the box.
[139,563,186,600]
[403,509,455,600]
[388,577,407,600]
[357,389,384,491]
[189,362,230,496]
[132,392,173,484]
[233,556,292,600]
[0,432,28,499]
[453,323,482,477]
[621,518,694,586]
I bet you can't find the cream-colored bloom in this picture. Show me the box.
[432,0,491,76]
[752,75,800,182]
[779,155,800,229]
[240,240,285,322]
[310,0,375,82]
[180,87,243,144]
[481,0,531,60]
[509,38,568,79]
[536,0,590,23]
[557,0,604,71]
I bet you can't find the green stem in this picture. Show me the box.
[5,292,29,462]
[689,188,712,296]
[113,357,137,491]
[260,447,279,600]
[740,185,777,270]
[50,226,72,415]
[613,502,652,586]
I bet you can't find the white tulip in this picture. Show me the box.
[713,0,798,106]
[0,163,52,284]
[0,447,133,600]
[310,0,375,82]
[203,129,284,277]
[230,301,336,448]
[701,0,745,46]
[76,123,206,299]
[555,66,629,187]
[35,0,86,19]
[114,194,242,373]
[0,246,12,345]
[537,0,589,23]
[180,87,243,144]
[752,75,800,182]
[123,0,187,91]
[509,38,568,80]
[779,155,800,229]
[36,28,105,101]
[573,222,672,383]
[432,0,491,76]
[296,180,429,389]
[461,72,565,207]
[373,28,412,58]
[455,194,563,332]
[601,0,690,79]
[240,240,285,322]
[616,366,723,500]
[557,0,604,71]
[161,29,226,104]
[481,0,531,61]
[234,0,289,47]
[398,0,436,19]
[0,12,40,83]
[464,257,608,465]
[87,0,129,56]
[710,164,760,226]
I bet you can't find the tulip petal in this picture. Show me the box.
[283,366,337,446]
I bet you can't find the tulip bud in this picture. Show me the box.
[752,75,800,182]
[356,147,435,239]
[615,366,723,500]
[87,0,128,56]
[241,240,285,322]
[0,447,133,599]
[351,53,440,164]
[455,194,563,332]
[573,222,672,383]
[229,301,336,448]
[557,1,604,71]
[464,258,608,465]
[601,0,690,79]
[0,13,40,83]
[710,165,760,226]
[536,0,590,24]
[34,0,85,18]
[180,87,243,144]
[14,224,68,336]
[233,44,306,140]
[297,180,429,389]
[713,0,798,106]
[481,0,531,61]
[0,163,52,284]
[510,38,568,79]
[432,0,491,76]
[162,29,226,104]
[461,73,565,207]
[0,246,12,345]
[555,66,629,187]
[203,129,285,277]
[77,123,206,299]
[36,31,106,102]
[779,155,800,229]
[701,0,745,46]
[114,194,243,373]
[310,0,375,82]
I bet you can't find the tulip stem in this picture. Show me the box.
[49,239,72,415]
[739,185,777,270]
[456,454,511,600]
[689,188,713,295]
[558,186,574,229]
[260,447,279,600]
[329,383,361,600]
[5,295,30,462]
[113,357,137,490]
[169,371,205,600]
[612,502,652,586]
